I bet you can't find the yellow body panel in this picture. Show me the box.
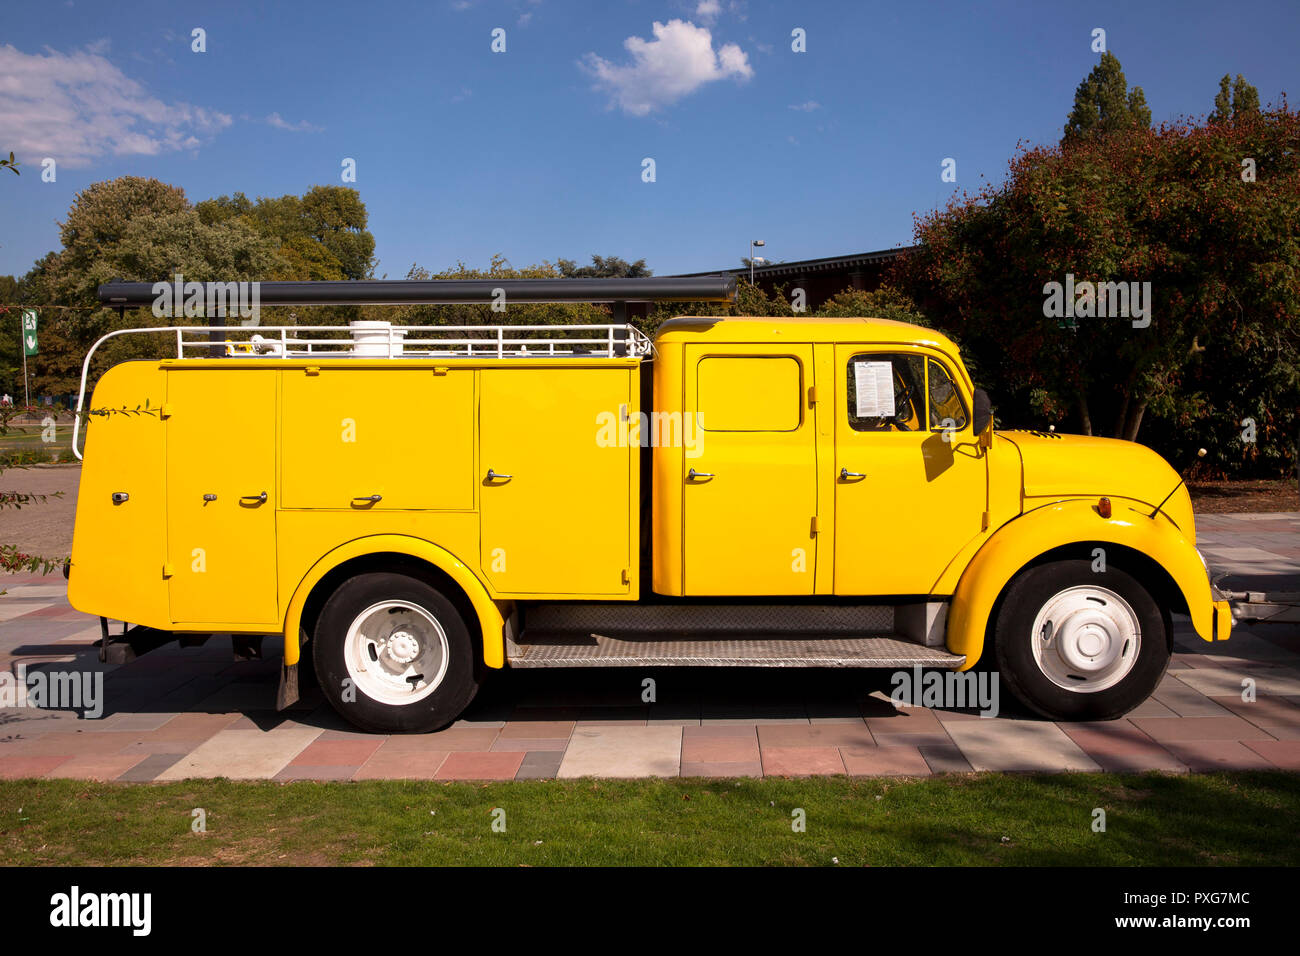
[69,362,170,628]
[947,497,1223,669]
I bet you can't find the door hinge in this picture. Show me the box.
[621,568,631,585]
[808,385,818,406]
[981,511,990,531]
[811,515,821,534]
[162,563,174,578]
[305,366,320,376]
[160,403,173,419]
[433,366,449,375]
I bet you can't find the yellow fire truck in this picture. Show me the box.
[68,277,1232,732]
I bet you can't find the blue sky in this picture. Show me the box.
[1,0,1297,281]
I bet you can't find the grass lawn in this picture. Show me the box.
[0,771,1296,866]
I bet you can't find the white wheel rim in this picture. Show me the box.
[1029,585,1141,693]
[343,601,450,706]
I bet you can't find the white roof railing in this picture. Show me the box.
[72,322,653,460]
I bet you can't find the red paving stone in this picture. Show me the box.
[290,738,384,766]
[376,728,499,751]
[757,724,875,749]
[1058,721,1188,772]
[498,720,576,739]
[0,755,72,778]
[682,733,760,763]
[1243,739,1300,770]
[352,749,450,779]
[1160,741,1276,771]
[46,754,147,781]
[760,747,846,776]
[680,760,763,777]
[435,751,526,780]
[1130,715,1277,742]
[840,745,932,776]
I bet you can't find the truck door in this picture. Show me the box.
[833,346,987,595]
[479,366,635,596]
[165,369,279,625]
[682,345,818,596]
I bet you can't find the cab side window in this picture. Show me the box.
[698,355,802,432]
[926,359,968,431]
[846,354,925,432]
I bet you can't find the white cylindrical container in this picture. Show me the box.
[349,320,405,357]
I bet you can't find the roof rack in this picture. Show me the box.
[77,276,737,459]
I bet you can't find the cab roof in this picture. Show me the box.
[653,315,961,355]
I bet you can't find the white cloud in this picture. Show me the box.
[695,0,721,23]
[788,100,821,112]
[266,112,322,132]
[0,43,231,167]
[581,19,751,117]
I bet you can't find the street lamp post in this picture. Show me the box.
[749,239,765,284]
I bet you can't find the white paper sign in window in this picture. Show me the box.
[854,361,896,418]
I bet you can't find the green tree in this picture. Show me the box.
[557,255,653,278]
[898,102,1300,477]
[1212,74,1260,124]
[1063,52,1151,145]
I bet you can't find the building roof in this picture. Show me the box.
[674,245,918,280]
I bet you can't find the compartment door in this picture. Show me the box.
[166,369,279,625]
[682,346,818,596]
[479,368,633,595]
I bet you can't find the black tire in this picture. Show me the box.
[993,559,1170,721]
[313,572,480,733]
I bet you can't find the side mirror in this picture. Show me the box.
[972,388,993,440]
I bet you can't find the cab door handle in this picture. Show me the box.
[485,469,513,481]
[352,495,382,504]
[687,468,715,480]
[839,468,866,481]
[240,491,268,504]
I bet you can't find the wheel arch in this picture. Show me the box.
[283,535,507,670]
[946,499,1213,669]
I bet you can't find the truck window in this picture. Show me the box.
[846,353,925,431]
[697,355,802,431]
[927,358,969,431]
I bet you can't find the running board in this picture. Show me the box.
[507,632,966,669]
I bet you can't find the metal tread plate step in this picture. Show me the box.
[508,631,966,669]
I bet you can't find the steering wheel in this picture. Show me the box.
[893,375,916,431]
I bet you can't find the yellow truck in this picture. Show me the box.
[69,277,1233,732]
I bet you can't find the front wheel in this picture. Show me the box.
[313,572,480,733]
[993,560,1170,721]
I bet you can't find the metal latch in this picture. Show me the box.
[111,492,129,504]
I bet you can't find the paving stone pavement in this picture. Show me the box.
[1,512,1297,781]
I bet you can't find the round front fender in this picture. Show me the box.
[947,499,1222,669]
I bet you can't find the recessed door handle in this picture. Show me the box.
[352,495,382,503]
[240,491,268,503]
[687,468,715,480]
[839,468,866,480]
[485,469,513,481]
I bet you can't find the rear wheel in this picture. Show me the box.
[313,572,480,733]
[994,559,1169,720]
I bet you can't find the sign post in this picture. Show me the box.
[21,308,37,409]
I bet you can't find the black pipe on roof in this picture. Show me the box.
[96,276,737,308]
